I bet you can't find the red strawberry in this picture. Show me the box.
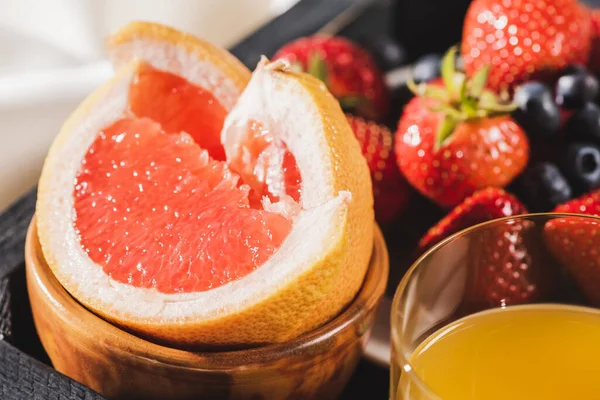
[395,48,529,208]
[462,218,556,312]
[419,187,527,252]
[544,216,600,306]
[588,9,600,75]
[554,188,600,215]
[347,115,411,224]
[462,0,592,92]
[273,36,389,120]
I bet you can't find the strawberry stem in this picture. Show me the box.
[468,65,490,99]
[436,114,459,150]
[479,91,519,113]
[441,46,459,98]
[338,95,365,109]
[308,52,328,82]
[408,46,517,149]
[305,52,367,114]
[407,79,449,102]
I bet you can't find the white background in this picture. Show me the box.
[0,0,298,211]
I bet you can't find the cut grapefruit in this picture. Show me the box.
[36,22,374,348]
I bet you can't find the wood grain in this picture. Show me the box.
[26,219,388,400]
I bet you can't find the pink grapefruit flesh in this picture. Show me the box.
[73,116,293,294]
[72,65,307,294]
[129,64,228,161]
[225,120,302,206]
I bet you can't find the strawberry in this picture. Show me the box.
[544,216,600,306]
[347,115,411,224]
[588,9,600,75]
[554,188,600,215]
[395,48,529,208]
[462,0,592,92]
[419,187,527,252]
[273,36,389,120]
[546,190,600,306]
[463,218,556,311]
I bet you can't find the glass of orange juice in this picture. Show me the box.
[391,213,600,400]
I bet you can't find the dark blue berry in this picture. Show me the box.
[563,143,600,193]
[567,102,600,145]
[555,71,599,109]
[561,64,589,76]
[512,82,560,138]
[413,54,441,83]
[520,163,572,212]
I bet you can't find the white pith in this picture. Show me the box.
[222,59,336,210]
[37,56,349,323]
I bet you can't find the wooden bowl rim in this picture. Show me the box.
[26,216,389,371]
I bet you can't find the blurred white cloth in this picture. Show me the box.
[0,0,296,211]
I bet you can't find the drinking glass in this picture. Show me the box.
[390,213,600,399]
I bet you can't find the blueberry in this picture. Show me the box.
[563,143,600,193]
[566,102,600,144]
[364,34,406,71]
[520,163,573,211]
[512,82,560,138]
[555,71,599,109]
[561,63,589,76]
[413,54,441,83]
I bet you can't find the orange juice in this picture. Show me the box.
[397,304,600,399]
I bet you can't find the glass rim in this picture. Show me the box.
[391,212,600,399]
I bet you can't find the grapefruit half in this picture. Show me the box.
[36,22,374,348]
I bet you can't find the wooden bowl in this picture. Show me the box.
[25,218,388,400]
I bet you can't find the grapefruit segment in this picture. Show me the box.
[106,21,250,112]
[74,117,291,294]
[129,64,228,160]
[224,119,302,205]
[37,22,374,348]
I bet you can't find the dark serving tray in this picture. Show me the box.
[0,0,471,397]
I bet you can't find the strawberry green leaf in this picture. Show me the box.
[407,79,449,102]
[441,46,459,98]
[338,95,365,110]
[435,114,459,151]
[429,104,463,120]
[479,91,518,114]
[459,75,478,116]
[468,64,490,100]
[409,47,515,127]
[308,52,328,83]
[462,97,479,118]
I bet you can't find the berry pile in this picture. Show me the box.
[512,64,600,210]
[272,0,600,308]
